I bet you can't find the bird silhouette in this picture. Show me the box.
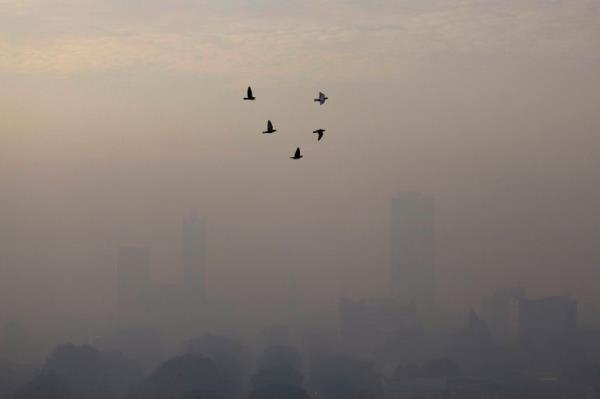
[262,120,277,134]
[314,91,328,105]
[290,147,303,159]
[244,86,256,100]
[313,129,325,141]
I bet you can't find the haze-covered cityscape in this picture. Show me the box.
[2,1,600,398]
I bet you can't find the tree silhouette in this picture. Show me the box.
[132,354,238,399]
[95,328,166,373]
[183,333,250,399]
[252,365,303,389]
[258,345,301,370]
[310,354,382,399]
[247,384,310,399]
[13,370,72,399]
[41,343,142,399]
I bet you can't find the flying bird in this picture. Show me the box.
[244,86,256,101]
[290,147,303,160]
[314,91,328,105]
[262,120,277,134]
[313,129,326,141]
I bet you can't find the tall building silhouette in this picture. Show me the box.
[518,296,577,343]
[481,288,525,344]
[391,193,435,313]
[183,214,206,301]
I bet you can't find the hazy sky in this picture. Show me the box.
[1,0,600,324]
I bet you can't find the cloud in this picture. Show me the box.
[0,0,598,77]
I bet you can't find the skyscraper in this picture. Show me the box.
[391,193,435,312]
[518,296,577,343]
[183,214,206,301]
[481,288,525,344]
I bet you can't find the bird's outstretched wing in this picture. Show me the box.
[267,120,273,131]
[247,87,253,98]
[317,132,323,141]
[318,92,327,104]
[295,147,301,157]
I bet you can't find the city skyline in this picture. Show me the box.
[2,1,600,396]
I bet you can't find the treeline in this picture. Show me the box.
[4,332,384,399]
